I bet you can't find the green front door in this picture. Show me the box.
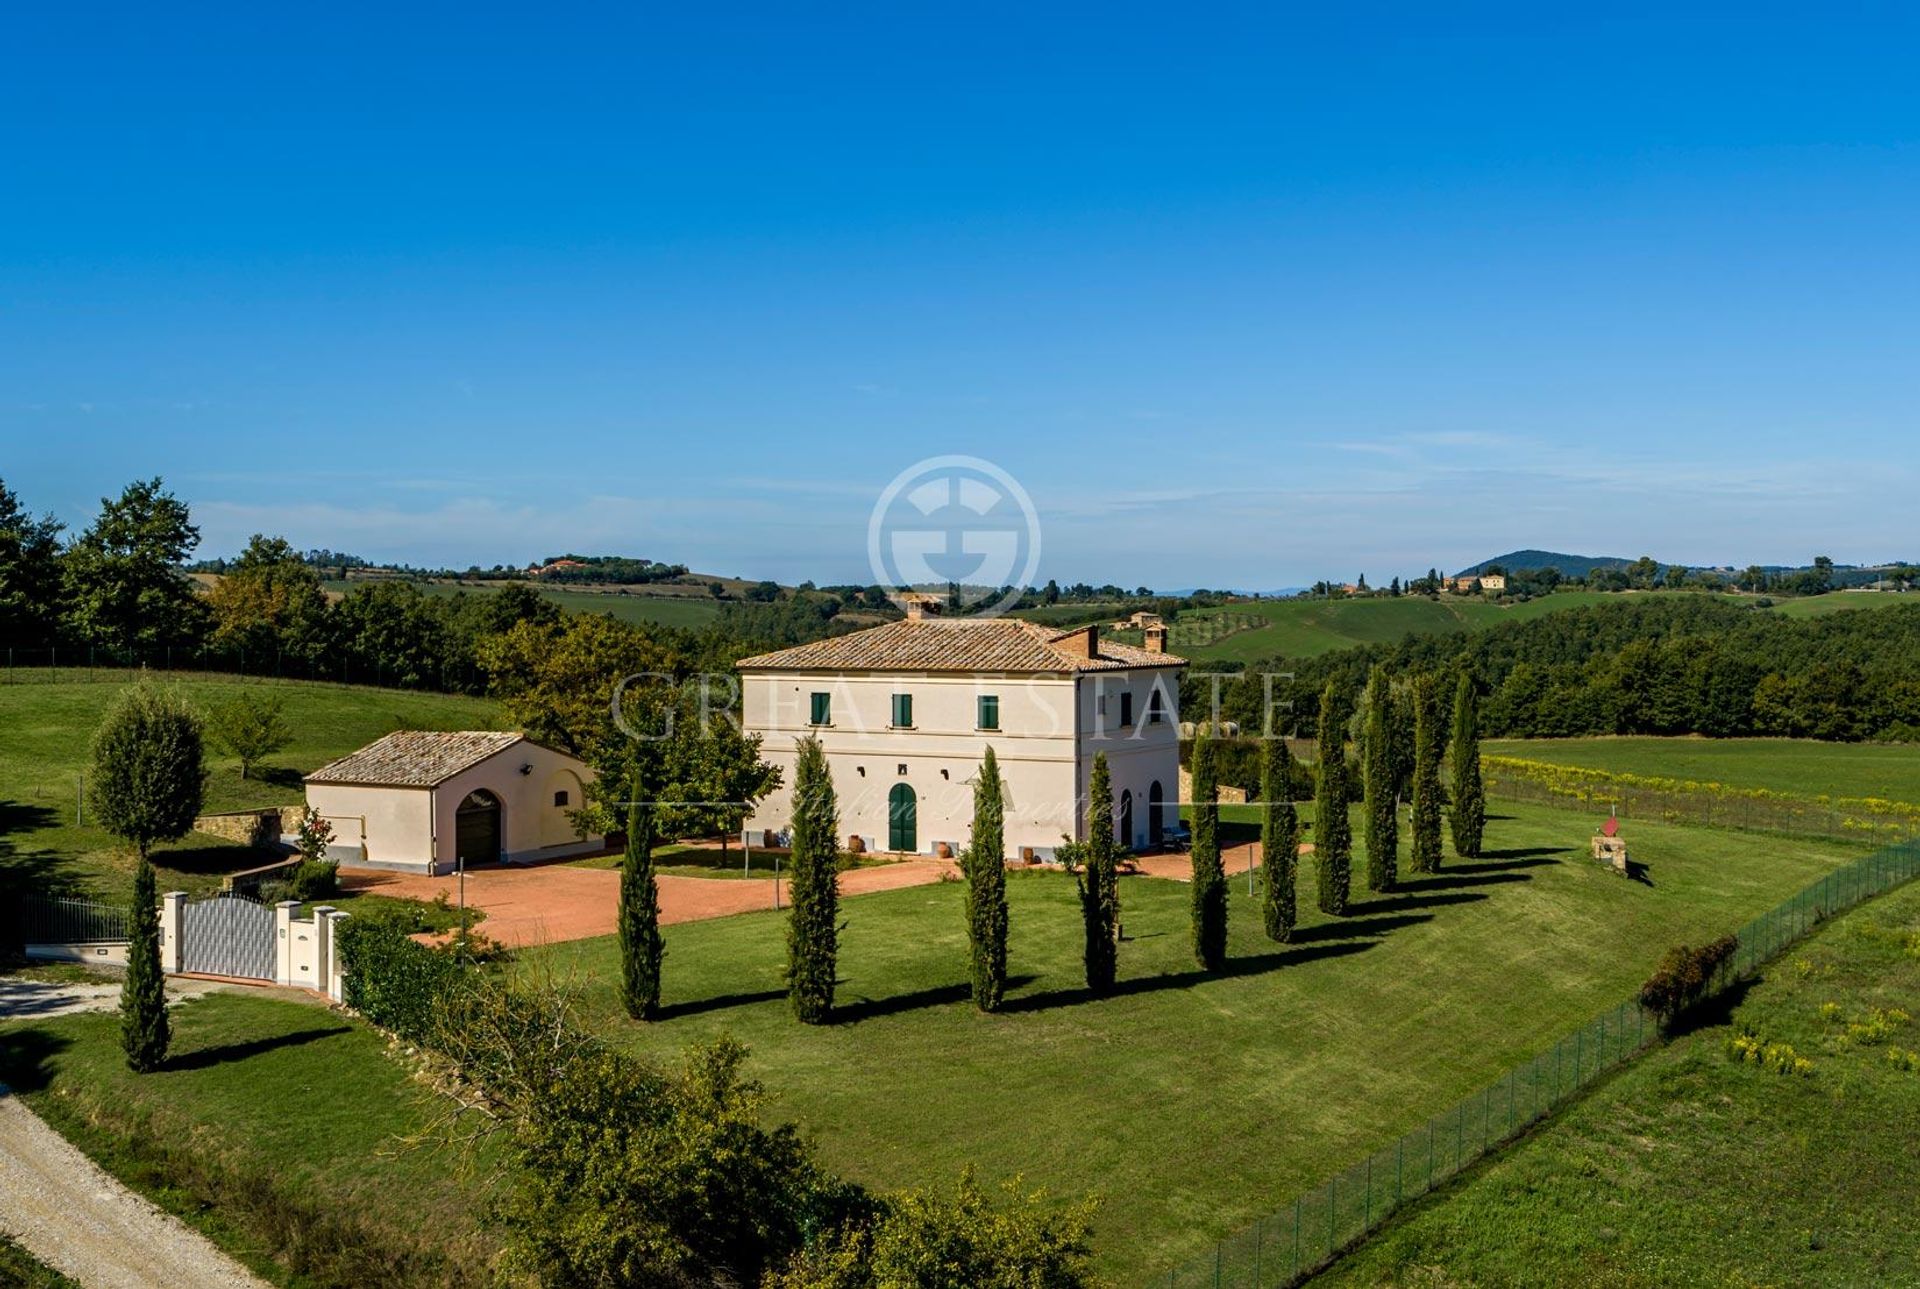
[888,783,917,852]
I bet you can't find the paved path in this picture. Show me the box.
[0,975,229,1022]
[0,978,271,1289]
[342,856,959,948]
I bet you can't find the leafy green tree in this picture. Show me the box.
[0,477,64,646]
[61,478,207,654]
[1450,672,1486,858]
[1189,728,1227,969]
[1314,683,1352,915]
[205,534,330,663]
[1361,665,1398,891]
[964,746,1009,1011]
[88,685,205,862]
[1260,737,1299,942]
[204,690,290,780]
[1410,674,1444,874]
[1074,752,1119,992]
[786,737,839,1023]
[120,856,169,1072]
[619,765,665,1020]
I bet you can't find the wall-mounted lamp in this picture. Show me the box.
[519,763,533,776]
[856,766,866,776]
[940,768,950,780]
[897,763,908,776]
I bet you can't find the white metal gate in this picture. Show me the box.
[180,893,276,980]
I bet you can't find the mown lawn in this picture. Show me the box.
[1487,735,1920,805]
[532,801,1859,1279]
[0,677,501,902]
[0,990,499,1287]
[1321,872,1920,1286]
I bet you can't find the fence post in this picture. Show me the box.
[159,892,186,973]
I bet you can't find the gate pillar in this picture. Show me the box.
[160,891,187,974]
[274,900,300,986]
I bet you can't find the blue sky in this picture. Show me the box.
[3,3,1917,588]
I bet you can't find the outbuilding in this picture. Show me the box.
[304,731,602,874]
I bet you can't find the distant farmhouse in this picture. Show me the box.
[1450,574,1505,593]
[738,601,1186,859]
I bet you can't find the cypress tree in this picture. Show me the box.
[120,856,169,1072]
[1450,672,1487,859]
[1314,683,1352,915]
[1260,737,1299,942]
[1079,752,1118,992]
[786,736,840,1023]
[618,768,664,1020]
[1410,674,1444,875]
[964,746,1010,1011]
[1189,728,1228,969]
[1361,665,1398,892]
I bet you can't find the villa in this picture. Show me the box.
[737,602,1187,860]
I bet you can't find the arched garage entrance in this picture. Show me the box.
[888,783,918,852]
[456,789,502,866]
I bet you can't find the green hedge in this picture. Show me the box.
[337,920,463,1043]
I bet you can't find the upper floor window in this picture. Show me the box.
[553,789,569,807]
[891,693,914,728]
[978,694,1000,731]
[1119,691,1134,727]
[1147,689,1166,725]
[809,691,831,726]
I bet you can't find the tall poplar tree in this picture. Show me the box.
[964,746,1010,1011]
[1410,674,1445,875]
[1189,729,1228,969]
[1079,752,1118,992]
[1260,736,1299,942]
[1450,672,1487,859]
[786,737,840,1023]
[1314,683,1352,915]
[1362,665,1398,892]
[618,764,664,1020]
[120,856,169,1072]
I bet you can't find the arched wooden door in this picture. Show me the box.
[887,782,918,853]
[1148,780,1165,846]
[1118,789,1133,850]
[456,789,502,865]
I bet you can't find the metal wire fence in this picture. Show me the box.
[16,894,128,944]
[1158,835,1920,1287]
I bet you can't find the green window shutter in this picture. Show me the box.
[978,694,999,730]
[1120,691,1134,726]
[810,692,830,725]
[893,693,912,727]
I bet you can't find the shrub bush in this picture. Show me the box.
[1639,935,1738,1029]
[338,919,464,1044]
[287,859,340,901]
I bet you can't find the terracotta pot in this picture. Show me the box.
[847,835,866,855]
[935,841,953,859]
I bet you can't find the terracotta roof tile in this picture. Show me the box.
[736,617,1186,674]
[306,730,524,788]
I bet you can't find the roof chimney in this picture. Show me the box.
[900,592,940,621]
[1143,624,1168,654]
[1051,623,1099,659]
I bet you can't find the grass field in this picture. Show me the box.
[0,989,498,1286]
[1322,869,1920,1286]
[530,800,1859,1278]
[0,678,500,902]
[0,1236,75,1288]
[1156,589,1909,664]
[1487,736,1920,805]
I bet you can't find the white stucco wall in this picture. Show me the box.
[741,666,1180,859]
[306,739,601,875]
